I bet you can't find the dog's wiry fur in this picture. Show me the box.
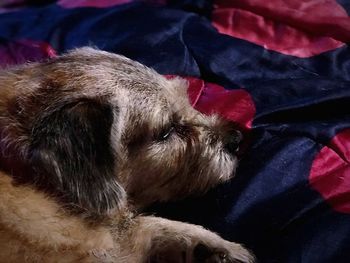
[0,48,254,262]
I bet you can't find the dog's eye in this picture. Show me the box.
[158,125,175,141]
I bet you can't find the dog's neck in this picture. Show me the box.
[0,135,26,188]
[0,72,25,171]
[0,171,115,252]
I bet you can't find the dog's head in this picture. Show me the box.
[0,48,242,215]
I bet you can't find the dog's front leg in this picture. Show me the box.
[118,216,255,263]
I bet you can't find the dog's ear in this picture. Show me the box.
[30,98,126,215]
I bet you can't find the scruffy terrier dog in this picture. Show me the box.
[0,48,254,262]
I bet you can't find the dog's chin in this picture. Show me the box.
[228,156,239,179]
[214,152,239,183]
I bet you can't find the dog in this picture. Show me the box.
[0,47,255,262]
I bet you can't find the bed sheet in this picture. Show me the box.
[0,1,350,262]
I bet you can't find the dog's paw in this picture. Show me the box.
[149,240,255,263]
[193,242,255,263]
[137,216,255,263]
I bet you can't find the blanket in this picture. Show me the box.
[0,1,350,262]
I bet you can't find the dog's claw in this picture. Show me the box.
[193,243,255,263]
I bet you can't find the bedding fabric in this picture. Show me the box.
[0,0,350,262]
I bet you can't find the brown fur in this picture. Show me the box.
[0,48,254,262]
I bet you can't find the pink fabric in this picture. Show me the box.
[310,129,350,214]
[58,0,133,8]
[0,40,56,68]
[0,0,26,12]
[176,76,256,131]
[0,0,25,7]
[212,0,348,57]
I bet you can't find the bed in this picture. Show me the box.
[0,0,350,262]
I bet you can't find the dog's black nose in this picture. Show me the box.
[224,130,242,155]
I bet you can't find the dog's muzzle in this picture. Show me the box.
[224,130,242,155]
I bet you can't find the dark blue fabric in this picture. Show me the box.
[1,1,350,262]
